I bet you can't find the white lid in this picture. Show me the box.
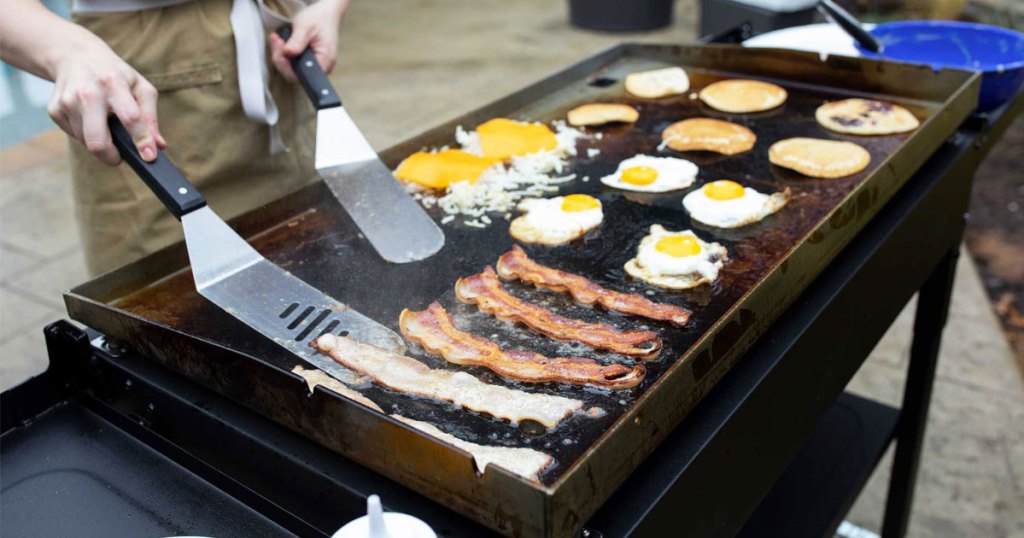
[726,0,819,13]
[332,495,436,538]
[743,22,873,58]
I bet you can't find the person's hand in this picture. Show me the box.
[1,0,167,166]
[269,0,351,82]
[47,35,165,166]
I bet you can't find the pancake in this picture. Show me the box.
[816,98,920,135]
[624,66,690,99]
[567,103,639,126]
[699,79,787,113]
[768,137,871,178]
[661,118,757,155]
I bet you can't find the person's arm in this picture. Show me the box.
[0,0,163,165]
[268,0,352,82]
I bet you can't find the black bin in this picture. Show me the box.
[569,0,675,32]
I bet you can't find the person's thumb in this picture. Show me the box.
[282,25,312,57]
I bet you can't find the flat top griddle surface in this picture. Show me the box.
[98,50,948,486]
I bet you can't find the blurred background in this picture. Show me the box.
[0,1,1021,536]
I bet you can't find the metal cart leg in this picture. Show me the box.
[881,246,960,538]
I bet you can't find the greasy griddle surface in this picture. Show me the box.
[111,58,933,485]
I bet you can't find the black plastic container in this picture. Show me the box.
[569,0,675,32]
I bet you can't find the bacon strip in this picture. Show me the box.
[496,246,692,326]
[401,302,645,389]
[292,366,382,412]
[292,365,554,480]
[393,416,554,481]
[455,266,662,359]
[311,333,583,428]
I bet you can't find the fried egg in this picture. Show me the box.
[509,194,603,245]
[624,225,728,289]
[682,180,790,228]
[600,155,699,193]
[394,149,501,190]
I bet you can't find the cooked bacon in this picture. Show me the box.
[496,246,692,326]
[455,266,662,359]
[393,416,554,480]
[292,366,382,412]
[310,333,583,428]
[401,302,645,389]
[291,365,554,480]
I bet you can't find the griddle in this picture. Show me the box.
[65,44,979,538]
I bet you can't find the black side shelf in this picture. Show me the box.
[738,393,899,537]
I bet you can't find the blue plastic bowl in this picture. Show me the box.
[855,21,1024,112]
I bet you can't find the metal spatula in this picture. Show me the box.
[108,118,406,384]
[818,0,884,53]
[278,26,445,264]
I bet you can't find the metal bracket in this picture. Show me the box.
[42,320,92,393]
[0,321,92,432]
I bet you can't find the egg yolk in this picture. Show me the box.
[394,150,499,190]
[655,235,702,258]
[477,118,558,160]
[703,180,745,201]
[621,166,658,186]
[561,194,600,213]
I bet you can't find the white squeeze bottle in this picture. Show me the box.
[332,495,436,538]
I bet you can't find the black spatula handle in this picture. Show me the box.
[276,26,342,110]
[818,0,884,53]
[108,117,206,219]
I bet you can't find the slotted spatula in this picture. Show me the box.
[108,118,406,384]
[278,26,445,264]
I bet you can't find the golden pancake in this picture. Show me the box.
[699,79,787,113]
[567,103,640,126]
[661,118,757,155]
[624,67,690,99]
[816,98,920,135]
[768,138,871,178]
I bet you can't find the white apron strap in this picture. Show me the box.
[230,0,306,154]
[75,0,305,155]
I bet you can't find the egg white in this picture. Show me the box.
[509,196,604,245]
[682,183,790,229]
[624,225,728,289]
[600,155,699,193]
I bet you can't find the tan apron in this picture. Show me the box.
[71,0,317,275]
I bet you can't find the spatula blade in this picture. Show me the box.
[109,112,401,387]
[182,207,406,375]
[315,107,445,263]
[197,260,406,352]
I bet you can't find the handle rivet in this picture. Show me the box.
[305,60,314,68]
[178,187,188,195]
[321,89,329,96]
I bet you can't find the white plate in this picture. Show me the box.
[743,22,874,59]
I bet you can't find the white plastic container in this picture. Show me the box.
[332,495,436,538]
[727,0,819,13]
